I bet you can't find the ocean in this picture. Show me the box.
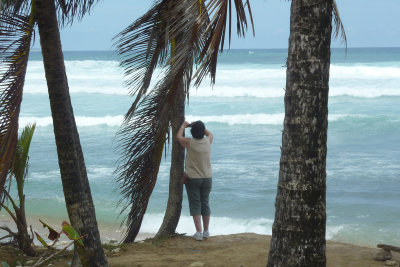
[5,48,400,246]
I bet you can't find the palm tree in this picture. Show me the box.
[0,1,108,265]
[267,1,346,266]
[114,0,254,242]
[0,123,36,256]
[155,82,186,238]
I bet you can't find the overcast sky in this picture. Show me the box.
[40,0,400,51]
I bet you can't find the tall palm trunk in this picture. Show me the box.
[156,84,185,238]
[34,0,108,266]
[267,0,333,266]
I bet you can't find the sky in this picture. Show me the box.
[37,0,400,51]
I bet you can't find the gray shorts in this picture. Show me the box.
[185,178,212,216]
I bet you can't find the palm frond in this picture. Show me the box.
[194,0,254,86]
[116,74,173,242]
[0,0,30,30]
[167,0,210,95]
[0,0,30,16]
[56,0,100,25]
[14,123,36,183]
[332,0,347,49]
[114,0,171,119]
[0,13,33,203]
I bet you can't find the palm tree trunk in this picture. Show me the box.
[156,83,185,238]
[267,0,333,266]
[2,190,36,256]
[34,0,108,266]
[15,197,36,256]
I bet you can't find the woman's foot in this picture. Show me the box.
[203,230,210,239]
[192,232,203,241]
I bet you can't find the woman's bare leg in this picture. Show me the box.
[202,215,210,231]
[193,215,202,232]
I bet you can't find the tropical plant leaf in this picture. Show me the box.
[10,122,36,194]
[14,123,36,182]
[332,0,347,49]
[116,86,170,242]
[56,0,100,26]
[0,13,33,204]
[39,219,61,241]
[34,231,49,247]
[0,0,30,18]
[114,0,171,119]
[1,261,10,267]
[194,0,254,86]
[62,221,84,247]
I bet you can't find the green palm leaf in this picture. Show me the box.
[332,0,347,48]
[13,123,36,184]
[194,0,254,86]
[56,0,100,25]
[114,0,172,119]
[0,13,33,203]
[0,0,30,17]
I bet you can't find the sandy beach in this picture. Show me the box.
[1,232,399,266]
[104,233,400,267]
[1,214,399,266]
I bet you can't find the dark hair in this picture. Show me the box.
[190,121,205,139]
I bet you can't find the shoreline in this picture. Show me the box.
[0,213,382,249]
[0,213,153,247]
[1,215,399,266]
[2,233,396,267]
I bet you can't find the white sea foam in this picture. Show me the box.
[139,213,273,236]
[326,224,347,239]
[19,115,124,127]
[87,166,115,176]
[19,113,391,128]
[25,60,400,98]
[30,170,61,181]
[330,64,400,79]
[329,86,400,98]
[186,113,285,125]
[187,113,379,125]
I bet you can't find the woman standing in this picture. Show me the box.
[177,120,213,241]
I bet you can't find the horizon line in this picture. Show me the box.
[30,46,400,52]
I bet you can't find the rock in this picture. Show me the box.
[374,248,392,261]
[189,262,205,267]
[25,260,35,265]
[111,247,120,253]
[385,260,398,266]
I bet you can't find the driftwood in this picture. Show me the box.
[377,244,400,253]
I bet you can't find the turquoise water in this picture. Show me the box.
[5,48,400,246]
